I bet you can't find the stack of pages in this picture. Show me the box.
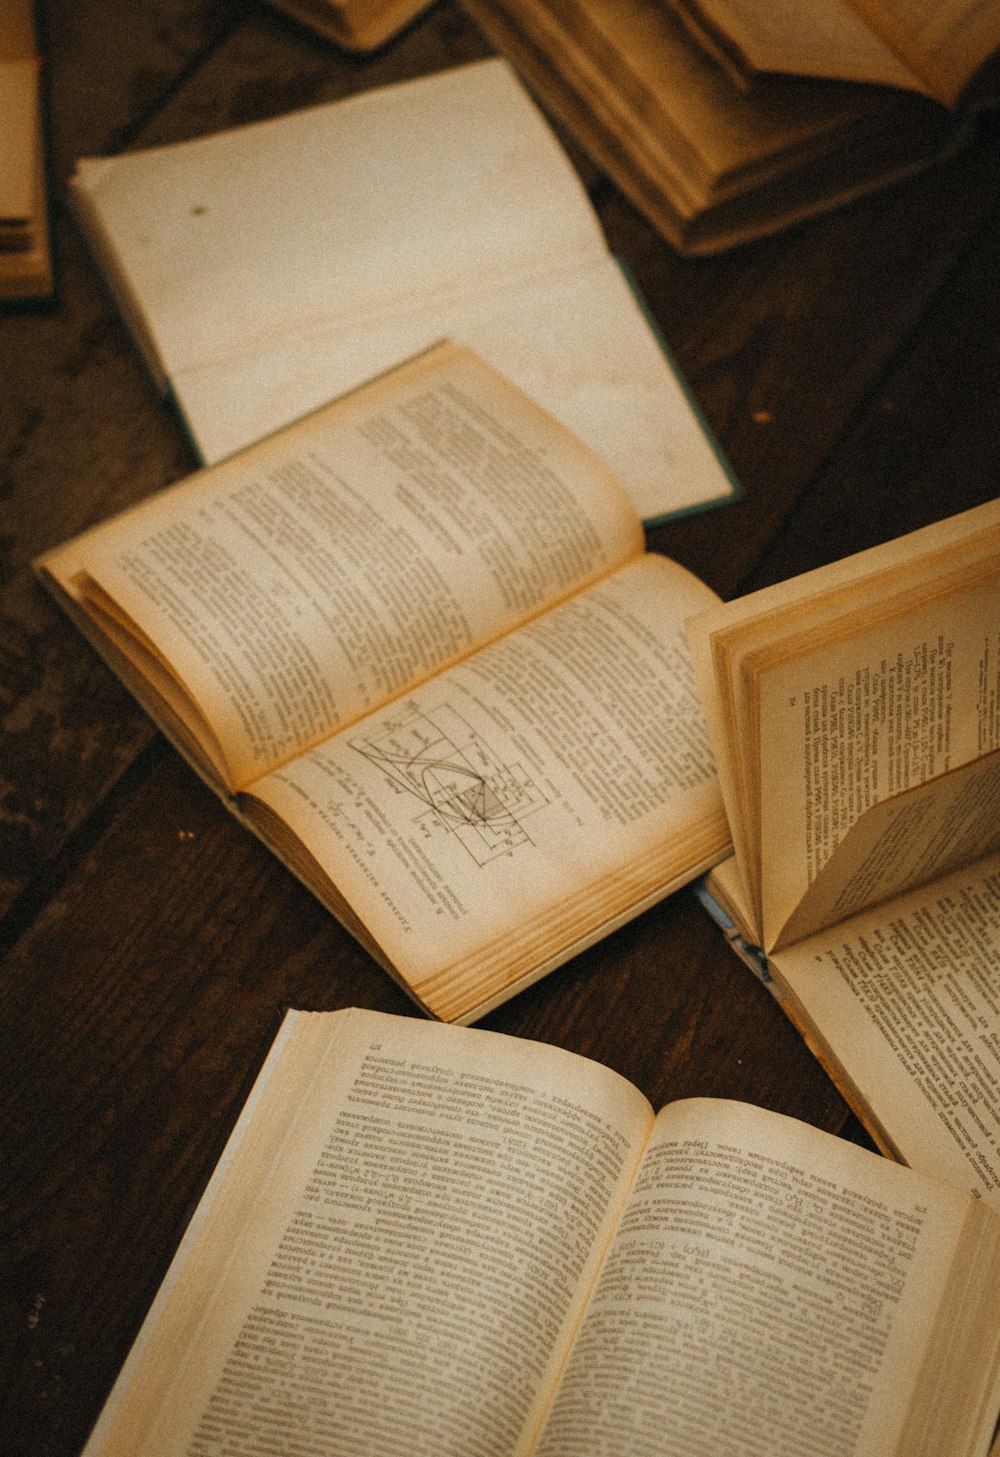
[462,0,1000,252]
[0,0,52,302]
[688,498,1000,1203]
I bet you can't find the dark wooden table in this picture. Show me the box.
[2,4,998,1453]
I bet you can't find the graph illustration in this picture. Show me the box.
[349,704,549,865]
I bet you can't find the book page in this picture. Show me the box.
[846,0,1000,103]
[686,498,1000,947]
[69,58,736,524]
[673,0,925,91]
[776,747,1000,947]
[492,0,887,195]
[0,0,39,245]
[263,0,433,52]
[532,1097,1000,1457]
[244,554,729,1020]
[757,567,999,946]
[171,256,736,527]
[81,1007,654,1457]
[675,0,1000,101]
[70,62,603,385]
[47,344,642,792]
[771,850,1000,1203]
[0,59,37,229]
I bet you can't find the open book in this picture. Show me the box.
[81,1005,1000,1457]
[670,0,1000,107]
[462,0,1000,254]
[686,499,1000,1200]
[0,0,52,302]
[36,343,732,1024]
[66,57,735,526]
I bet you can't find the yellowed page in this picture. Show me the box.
[246,554,729,1010]
[0,0,50,301]
[686,498,1000,946]
[770,851,1000,1206]
[264,0,432,51]
[49,344,642,791]
[757,566,999,946]
[776,748,1000,947]
[68,58,735,524]
[500,0,884,195]
[700,849,756,934]
[81,1007,654,1457]
[532,1096,1000,1457]
[171,257,735,527]
[0,57,37,227]
[677,0,925,90]
[69,63,599,385]
[678,0,999,101]
[847,0,1000,102]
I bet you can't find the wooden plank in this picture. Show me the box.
[0,5,493,914]
[0,749,411,1456]
[0,0,253,914]
[6,8,996,1454]
[40,0,248,169]
[736,163,1000,590]
[637,125,1000,593]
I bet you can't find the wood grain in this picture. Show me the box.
[1,6,998,1454]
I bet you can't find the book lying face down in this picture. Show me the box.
[37,342,733,1023]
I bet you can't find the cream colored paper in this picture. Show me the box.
[68,59,734,523]
[81,1009,1000,1457]
[71,344,643,790]
[249,554,724,991]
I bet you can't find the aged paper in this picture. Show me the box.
[249,554,724,993]
[68,345,642,789]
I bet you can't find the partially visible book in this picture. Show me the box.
[0,0,52,302]
[669,0,1000,105]
[36,342,733,1025]
[685,498,1000,1201]
[461,0,1000,254]
[81,1006,1000,1457]
[264,0,433,51]
[66,58,736,526]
